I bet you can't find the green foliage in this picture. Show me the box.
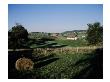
[28,32,50,40]
[86,22,103,45]
[40,36,55,41]
[36,53,89,79]
[9,46,103,79]
[8,24,29,49]
[9,48,103,79]
[33,48,102,79]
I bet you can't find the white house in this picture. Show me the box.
[67,34,78,40]
[67,37,78,40]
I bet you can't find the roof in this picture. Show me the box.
[67,33,77,38]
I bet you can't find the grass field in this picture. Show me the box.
[33,53,91,79]
[8,48,103,79]
[55,39,87,47]
[29,38,88,48]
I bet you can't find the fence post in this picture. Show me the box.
[77,47,78,53]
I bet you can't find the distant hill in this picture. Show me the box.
[62,30,87,34]
[29,30,87,35]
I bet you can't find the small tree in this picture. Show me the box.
[86,22,103,45]
[8,24,28,49]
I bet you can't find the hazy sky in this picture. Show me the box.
[8,4,103,33]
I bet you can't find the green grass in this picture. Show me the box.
[33,48,102,79]
[9,48,103,79]
[55,39,88,47]
[33,53,91,79]
[28,37,88,48]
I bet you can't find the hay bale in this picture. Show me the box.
[15,57,34,71]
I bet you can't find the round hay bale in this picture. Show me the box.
[15,57,34,71]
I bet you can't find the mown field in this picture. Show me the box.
[55,39,87,47]
[29,38,88,48]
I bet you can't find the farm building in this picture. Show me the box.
[67,33,78,40]
[50,33,59,37]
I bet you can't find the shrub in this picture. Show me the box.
[86,22,103,45]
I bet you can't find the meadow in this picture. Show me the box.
[55,39,87,47]
[29,38,88,48]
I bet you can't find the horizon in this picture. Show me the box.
[29,29,87,33]
[8,4,103,33]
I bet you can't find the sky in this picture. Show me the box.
[8,4,103,33]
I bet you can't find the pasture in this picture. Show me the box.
[28,38,88,48]
[55,39,87,47]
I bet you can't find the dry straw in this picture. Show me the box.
[15,57,34,71]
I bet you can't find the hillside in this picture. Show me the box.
[62,30,87,34]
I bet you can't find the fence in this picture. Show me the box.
[8,46,102,55]
[33,46,102,55]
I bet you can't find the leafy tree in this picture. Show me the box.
[86,22,103,45]
[8,24,29,49]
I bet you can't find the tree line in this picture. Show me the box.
[8,22,103,49]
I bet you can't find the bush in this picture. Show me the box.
[86,22,103,45]
[8,24,29,49]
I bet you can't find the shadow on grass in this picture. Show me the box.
[32,53,59,68]
[72,48,103,79]
[8,50,34,79]
[8,50,33,68]
[29,38,67,48]
[34,57,59,68]
[36,42,67,48]
[32,54,55,61]
[8,50,59,79]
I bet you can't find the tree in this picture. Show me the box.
[86,22,103,45]
[8,24,29,49]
